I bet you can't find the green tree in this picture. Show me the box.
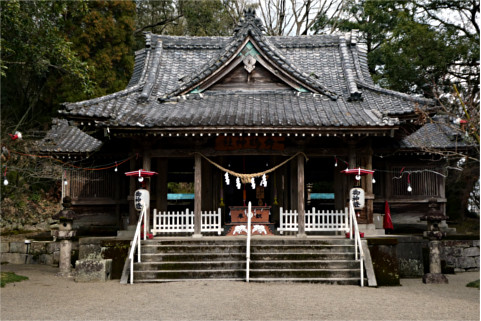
[52,0,136,103]
[312,0,480,219]
[1,0,94,131]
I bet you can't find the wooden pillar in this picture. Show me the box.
[143,151,152,229]
[193,153,202,238]
[297,154,306,237]
[364,142,374,224]
[290,160,298,210]
[156,158,168,212]
[128,158,137,226]
[202,157,213,210]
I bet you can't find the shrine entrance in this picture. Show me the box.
[221,155,275,235]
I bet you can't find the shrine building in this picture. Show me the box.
[38,9,468,238]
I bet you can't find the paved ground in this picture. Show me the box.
[1,264,479,321]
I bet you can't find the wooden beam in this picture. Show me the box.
[193,153,202,237]
[128,158,137,226]
[157,158,168,212]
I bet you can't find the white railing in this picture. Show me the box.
[246,202,253,283]
[152,208,223,235]
[128,204,147,284]
[306,207,349,232]
[348,200,365,287]
[278,207,349,234]
[201,209,224,235]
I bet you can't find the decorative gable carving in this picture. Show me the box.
[243,54,256,73]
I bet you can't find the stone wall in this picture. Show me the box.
[441,239,480,272]
[396,236,427,278]
[0,240,78,266]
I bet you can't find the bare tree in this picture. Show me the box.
[257,0,345,36]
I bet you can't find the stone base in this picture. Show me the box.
[56,271,73,278]
[423,273,449,284]
[74,259,112,282]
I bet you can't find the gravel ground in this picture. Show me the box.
[1,264,479,321]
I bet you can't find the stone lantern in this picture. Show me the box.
[420,198,449,284]
[52,196,77,277]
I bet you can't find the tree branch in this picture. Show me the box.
[134,15,183,34]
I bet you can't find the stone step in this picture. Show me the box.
[250,260,360,269]
[134,261,246,271]
[247,277,363,285]
[249,268,360,279]
[140,252,356,262]
[132,237,363,284]
[135,259,359,271]
[140,244,355,254]
[141,252,246,262]
[133,268,361,281]
[143,238,354,246]
[134,269,246,280]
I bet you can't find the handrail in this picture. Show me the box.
[246,202,252,283]
[348,200,365,287]
[128,204,147,284]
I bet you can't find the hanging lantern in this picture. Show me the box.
[114,162,118,172]
[372,177,376,184]
[3,178,8,186]
[334,156,338,167]
[407,173,412,192]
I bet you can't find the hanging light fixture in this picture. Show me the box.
[334,156,338,167]
[355,168,361,181]
[114,161,118,172]
[407,174,412,192]
[3,167,8,186]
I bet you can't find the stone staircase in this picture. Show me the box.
[132,237,365,285]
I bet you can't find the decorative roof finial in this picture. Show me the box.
[233,7,265,35]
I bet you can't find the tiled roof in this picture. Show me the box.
[46,9,442,153]
[37,119,102,153]
[94,91,398,129]
[401,117,471,150]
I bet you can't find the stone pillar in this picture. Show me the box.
[52,197,76,277]
[297,154,306,237]
[421,199,449,284]
[59,239,72,276]
[193,153,202,238]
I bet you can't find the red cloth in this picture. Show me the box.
[383,201,394,230]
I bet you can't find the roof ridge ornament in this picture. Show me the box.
[234,8,265,36]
